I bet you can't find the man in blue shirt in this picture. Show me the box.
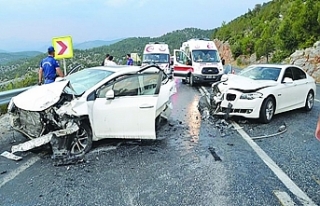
[38,46,64,85]
[126,53,133,66]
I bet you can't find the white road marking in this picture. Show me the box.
[232,122,317,206]
[273,191,297,206]
[315,99,320,103]
[0,155,40,188]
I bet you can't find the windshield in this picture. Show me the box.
[238,66,281,81]
[65,68,114,95]
[143,54,170,64]
[192,50,220,63]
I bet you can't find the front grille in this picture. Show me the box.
[226,93,236,101]
[202,67,219,74]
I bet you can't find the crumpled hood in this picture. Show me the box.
[219,74,277,92]
[12,80,70,111]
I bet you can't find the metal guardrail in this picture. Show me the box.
[0,86,32,106]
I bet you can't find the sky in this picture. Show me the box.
[0,0,270,52]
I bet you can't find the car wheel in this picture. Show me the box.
[259,96,275,124]
[304,90,314,111]
[189,74,194,86]
[70,122,92,155]
[155,115,162,130]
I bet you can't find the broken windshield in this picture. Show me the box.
[64,68,114,95]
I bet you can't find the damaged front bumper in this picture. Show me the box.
[1,123,82,165]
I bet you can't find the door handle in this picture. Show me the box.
[139,104,154,109]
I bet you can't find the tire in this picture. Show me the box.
[70,122,93,155]
[304,90,314,111]
[181,79,188,84]
[189,74,195,86]
[259,96,275,124]
[155,115,161,130]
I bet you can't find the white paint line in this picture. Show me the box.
[315,99,320,103]
[273,190,297,206]
[232,122,317,206]
[0,155,40,188]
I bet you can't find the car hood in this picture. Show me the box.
[12,80,70,112]
[220,75,277,92]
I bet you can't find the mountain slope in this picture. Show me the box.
[74,38,124,50]
[212,0,320,62]
[0,51,42,65]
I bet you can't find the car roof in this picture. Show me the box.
[87,65,143,74]
[248,64,302,69]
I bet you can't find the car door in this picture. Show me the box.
[276,67,296,111]
[173,49,193,78]
[291,66,308,106]
[91,71,162,140]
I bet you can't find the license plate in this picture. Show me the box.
[206,75,215,79]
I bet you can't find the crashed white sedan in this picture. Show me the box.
[7,65,176,159]
[211,64,316,123]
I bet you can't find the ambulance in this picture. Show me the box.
[173,38,224,86]
[141,42,171,74]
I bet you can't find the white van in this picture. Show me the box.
[173,38,224,86]
[142,42,171,74]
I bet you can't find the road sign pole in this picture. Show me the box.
[63,58,67,75]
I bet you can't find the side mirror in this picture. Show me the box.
[170,60,173,66]
[105,90,115,100]
[283,77,293,84]
[220,74,229,82]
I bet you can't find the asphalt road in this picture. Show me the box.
[0,80,319,206]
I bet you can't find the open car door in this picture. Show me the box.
[91,66,165,140]
[173,49,193,79]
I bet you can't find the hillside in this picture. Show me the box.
[0,28,215,83]
[74,38,124,50]
[212,0,320,63]
[0,51,42,64]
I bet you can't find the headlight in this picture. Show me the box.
[240,92,263,100]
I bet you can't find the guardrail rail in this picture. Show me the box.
[0,86,31,106]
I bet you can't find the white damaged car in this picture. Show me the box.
[7,65,176,161]
[211,64,316,123]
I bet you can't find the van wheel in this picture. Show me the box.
[304,90,314,111]
[181,79,188,84]
[189,74,195,86]
[259,97,275,124]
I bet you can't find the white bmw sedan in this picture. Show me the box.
[212,64,316,123]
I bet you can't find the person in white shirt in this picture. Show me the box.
[105,56,117,66]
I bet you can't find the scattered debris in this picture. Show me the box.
[1,151,22,161]
[0,170,7,175]
[251,123,287,140]
[1,123,81,166]
[208,147,222,161]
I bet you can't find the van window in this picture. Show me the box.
[142,54,169,64]
[192,50,220,63]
